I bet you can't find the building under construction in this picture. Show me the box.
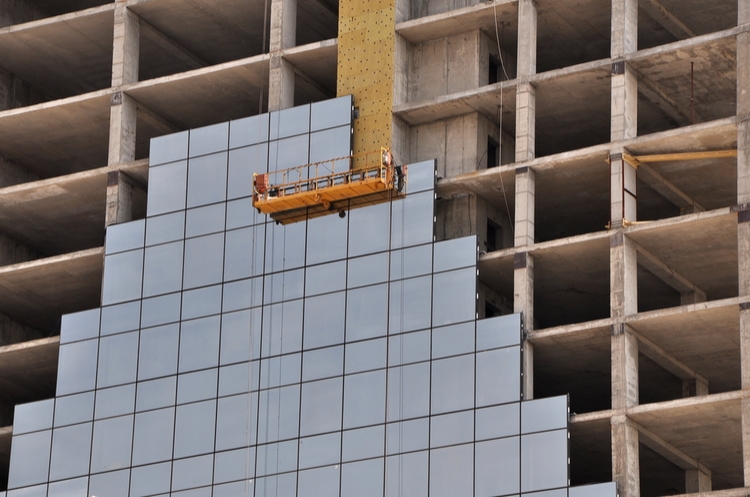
[0,0,746,496]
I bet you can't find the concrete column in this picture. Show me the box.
[610,62,638,142]
[514,251,534,399]
[685,469,712,493]
[515,83,536,163]
[106,171,136,226]
[610,152,637,228]
[514,167,535,247]
[269,0,297,52]
[108,92,137,165]
[516,0,537,77]
[612,325,639,409]
[611,415,640,497]
[611,0,637,58]
[610,232,638,318]
[268,55,295,111]
[681,378,709,398]
[112,3,140,87]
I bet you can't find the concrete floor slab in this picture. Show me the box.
[25,1,110,17]
[0,5,114,100]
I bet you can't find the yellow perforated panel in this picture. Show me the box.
[337,0,396,169]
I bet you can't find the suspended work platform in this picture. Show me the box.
[253,149,407,224]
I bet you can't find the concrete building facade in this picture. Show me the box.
[0,0,746,496]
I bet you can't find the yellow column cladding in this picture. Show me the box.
[337,0,396,169]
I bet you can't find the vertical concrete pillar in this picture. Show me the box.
[611,415,640,497]
[516,0,537,77]
[610,152,637,228]
[108,92,137,166]
[514,251,534,399]
[610,232,637,318]
[514,167,535,247]
[685,469,712,493]
[106,171,135,226]
[270,0,296,52]
[515,0,537,164]
[610,62,638,142]
[268,56,295,111]
[112,3,140,87]
[612,325,639,409]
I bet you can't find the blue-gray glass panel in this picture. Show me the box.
[348,201,390,258]
[265,221,306,273]
[214,447,255,483]
[522,396,568,435]
[140,293,181,329]
[7,430,51,488]
[268,135,309,173]
[60,308,100,344]
[429,444,473,497]
[8,485,46,497]
[49,423,92,481]
[13,399,53,434]
[228,144,268,200]
[222,277,263,312]
[183,233,224,289]
[475,437,521,497]
[386,362,430,421]
[433,236,476,272]
[307,213,347,265]
[298,432,341,469]
[230,114,269,148]
[95,383,135,419]
[432,268,476,327]
[305,260,346,296]
[219,362,260,397]
[388,330,430,366]
[303,292,346,349]
[100,301,141,336]
[385,451,428,497]
[302,346,343,382]
[89,469,129,497]
[343,370,386,429]
[171,454,214,491]
[150,131,188,166]
[54,392,94,428]
[520,429,568,493]
[189,122,228,158]
[138,324,179,380]
[106,219,145,255]
[341,459,383,497]
[90,415,133,473]
[404,160,435,194]
[298,465,339,497]
[143,241,183,298]
[57,339,98,396]
[133,407,175,465]
[182,285,222,320]
[216,393,258,450]
[257,385,300,444]
[569,482,617,497]
[136,377,176,412]
[270,104,310,140]
[390,244,433,280]
[342,425,384,462]
[178,316,220,373]
[391,191,434,250]
[300,377,343,437]
[310,96,352,132]
[221,308,262,365]
[177,368,218,404]
[347,252,388,288]
[389,275,431,334]
[186,203,225,237]
[346,284,388,342]
[260,354,301,389]
[345,338,386,374]
[187,152,228,208]
[524,489,567,497]
[97,331,138,388]
[476,403,520,440]
[256,440,297,476]
[262,300,303,356]
[430,410,473,448]
[101,249,143,305]
[431,354,474,414]
[432,322,475,359]
[226,197,259,230]
[264,269,304,304]
[476,346,521,407]
[308,125,351,171]
[146,211,185,246]
[48,477,87,497]
[386,418,429,455]
[130,462,171,497]
[226,226,265,281]
[477,313,522,350]
[174,400,216,458]
[255,472,296,497]
[147,161,187,216]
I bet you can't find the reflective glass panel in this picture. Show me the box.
[522,396,568,435]
[305,261,346,296]
[189,122,228,157]
[476,403,520,441]
[183,233,224,289]
[389,276,432,334]
[259,354,301,389]
[139,323,179,380]
[100,300,141,336]
[298,432,341,469]
[214,448,255,484]
[179,316,220,373]
[343,370,386,429]
[300,378,343,436]
[268,135,309,173]
[130,462,171,497]
[388,330,430,366]
[386,363,430,421]
[348,201,390,257]
[182,285,222,320]
[257,385,299,444]
[404,160,435,194]
[219,361,260,397]
[101,249,143,305]
[432,268,476,327]
[477,313,522,350]
[391,191,434,250]
[186,203,225,237]
[95,383,135,419]
[89,469,129,497]
[142,241,183,298]
[262,300,303,356]
[106,219,145,255]
[385,451,428,497]
[216,393,258,450]
[307,213,347,265]
[255,474,296,497]
[429,444,473,497]
[431,354,474,414]
[303,292,345,349]
[341,459,383,497]
[187,152,228,208]
[222,277,263,312]
[264,221,307,273]
[225,227,265,282]
[147,161,187,216]
[298,465,339,497]
[177,368,218,404]
[302,346,343,382]
[386,418,429,455]
[475,437,520,497]
[432,322,474,359]
[57,339,98,396]
[263,269,304,304]
[433,236,476,272]
[476,346,521,407]
[54,392,94,428]
[308,125,350,170]
[347,252,389,288]
[390,244,433,280]
[345,338,386,374]
[60,308,99,344]
[48,477,87,497]
[146,211,185,246]
[136,376,176,412]
[171,454,214,491]
[256,440,297,476]
[220,308,262,365]
[270,104,310,140]
[430,411,473,447]
[90,415,133,473]
[14,399,53,434]
[174,400,216,458]
[346,284,387,342]
[342,425,384,462]
[230,113,269,148]
[140,293,181,329]
[310,96,352,132]
[150,131,188,166]
[520,430,568,492]
[8,431,52,488]
[97,331,138,388]
[226,197,260,230]
[49,423,92,481]
[133,407,177,466]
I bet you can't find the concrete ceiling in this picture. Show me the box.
[0,5,114,100]
[296,0,338,46]
[286,39,339,104]
[0,248,103,332]
[27,0,110,17]
[0,337,58,403]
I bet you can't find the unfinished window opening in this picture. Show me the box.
[485,301,501,318]
[639,445,686,497]
[637,0,738,51]
[487,136,500,169]
[486,219,502,252]
[570,421,612,487]
[296,0,339,46]
[638,353,685,405]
